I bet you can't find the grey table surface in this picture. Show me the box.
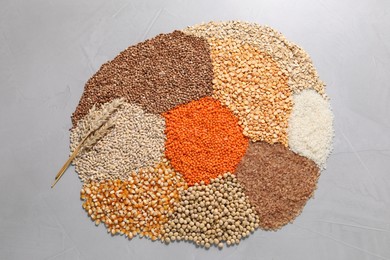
[1,0,389,259]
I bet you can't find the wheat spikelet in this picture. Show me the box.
[52,98,125,188]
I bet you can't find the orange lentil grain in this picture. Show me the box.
[163,97,248,186]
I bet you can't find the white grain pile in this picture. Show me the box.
[70,101,166,181]
[288,89,334,169]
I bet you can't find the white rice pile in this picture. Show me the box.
[288,89,334,169]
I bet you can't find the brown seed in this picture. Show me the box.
[236,142,320,230]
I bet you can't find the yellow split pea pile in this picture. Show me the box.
[71,21,334,249]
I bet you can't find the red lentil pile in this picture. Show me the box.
[71,21,334,249]
[163,97,248,186]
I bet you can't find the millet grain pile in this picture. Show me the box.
[71,101,166,181]
[208,37,292,145]
[183,21,327,98]
[235,141,320,230]
[162,173,259,248]
[71,31,214,127]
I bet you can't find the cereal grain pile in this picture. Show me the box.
[71,31,214,126]
[288,89,334,169]
[81,159,187,240]
[71,101,166,181]
[68,21,334,249]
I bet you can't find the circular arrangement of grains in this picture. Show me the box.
[71,21,334,249]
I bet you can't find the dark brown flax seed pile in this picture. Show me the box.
[235,142,320,230]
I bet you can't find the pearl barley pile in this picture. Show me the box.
[69,21,334,249]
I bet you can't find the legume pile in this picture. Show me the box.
[208,38,291,145]
[163,97,248,185]
[70,21,334,249]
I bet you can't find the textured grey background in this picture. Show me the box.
[1,0,389,259]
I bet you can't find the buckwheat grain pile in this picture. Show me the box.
[71,31,214,127]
